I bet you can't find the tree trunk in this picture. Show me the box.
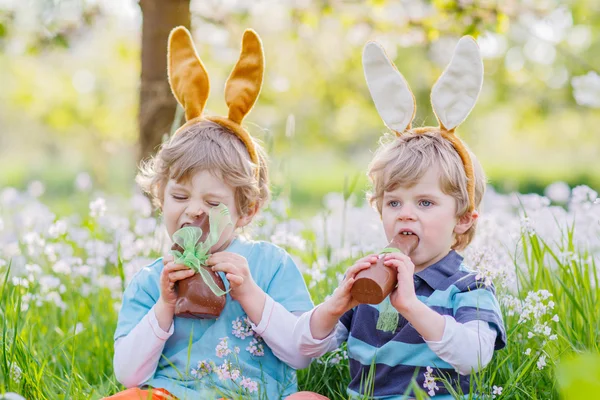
[138,0,190,163]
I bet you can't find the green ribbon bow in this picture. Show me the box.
[376,247,401,333]
[169,203,233,297]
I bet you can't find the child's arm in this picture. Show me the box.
[291,254,378,357]
[384,252,446,340]
[207,251,313,369]
[113,302,173,387]
[385,252,502,374]
[246,294,315,369]
[310,254,378,338]
[113,256,195,387]
[292,306,349,358]
[425,317,497,374]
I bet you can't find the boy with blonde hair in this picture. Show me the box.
[107,27,313,400]
[293,37,506,399]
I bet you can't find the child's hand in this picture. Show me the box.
[207,252,258,302]
[160,254,195,309]
[324,254,379,316]
[384,252,419,314]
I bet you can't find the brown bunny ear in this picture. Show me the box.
[167,26,210,121]
[224,29,264,124]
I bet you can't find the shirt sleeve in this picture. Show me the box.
[113,304,174,387]
[425,315,497,375]
[114,259,162,341]
[249,294,313,369]
[264,250,314,313]
[452,280,507,350]
[292,305,349,358]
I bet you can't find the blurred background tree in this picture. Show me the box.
[0,0,598,216]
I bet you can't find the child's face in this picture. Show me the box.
[381,166,472,271]
[162,169,252,251]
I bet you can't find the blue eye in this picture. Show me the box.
[388,200,400,208]
[420,200,433,207]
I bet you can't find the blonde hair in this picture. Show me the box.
[137,120,270,216]
[368,129,485,250]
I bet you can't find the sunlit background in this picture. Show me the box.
[0,0,599,216]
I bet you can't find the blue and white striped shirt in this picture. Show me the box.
[340,250,506,398]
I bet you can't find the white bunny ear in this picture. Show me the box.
[363,41,416,134]
[431,36,483,131]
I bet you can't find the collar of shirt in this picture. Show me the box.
[414,250,464,290]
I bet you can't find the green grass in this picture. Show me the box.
[1,197,600,399]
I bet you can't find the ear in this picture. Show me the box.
[363,41,416,134]
[454,209,479,235]
[224,29,264,124]
[236,202,260,229]
[167,26,210,122]
[430,36,483,131]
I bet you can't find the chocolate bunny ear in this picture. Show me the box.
[363,41,416,135]
[430,36,483,131]
[167,26,210,122]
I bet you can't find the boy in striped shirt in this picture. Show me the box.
[293,37,506,400]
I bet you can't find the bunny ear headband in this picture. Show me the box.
[363,36,483,212]
[167,26,263,168]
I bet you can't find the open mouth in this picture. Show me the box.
[181,214,209,230]
[392,230,419,255]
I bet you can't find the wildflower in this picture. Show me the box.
[214,361,232,381]
[89,198,107,218]
[130,193,152,217]
[571,71,600,108]
[423,366,439,397]
[191,360,213,379]
[520,216,536,237]
[216,337,232,358]
[240,377,259,393]
[246,338,265,357]
[544,182,570,203]
[329,353,342,365]
[52,260,71,274]
[28,180,45,198]
[10,363,22,382]
[230,368,241,381]
[270,229,307,251]
[543,326,552,336]
[134,217,157,236]
[552,314,559,322]
[492,385,503,398]
[537,354,547,370]
[232,317,254,339]
[524,348,531,356]
[75,172,92,192]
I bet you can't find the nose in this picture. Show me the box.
[185,201,205,219]
[397,203,416,221]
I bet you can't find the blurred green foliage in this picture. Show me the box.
[0,0,599,216]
